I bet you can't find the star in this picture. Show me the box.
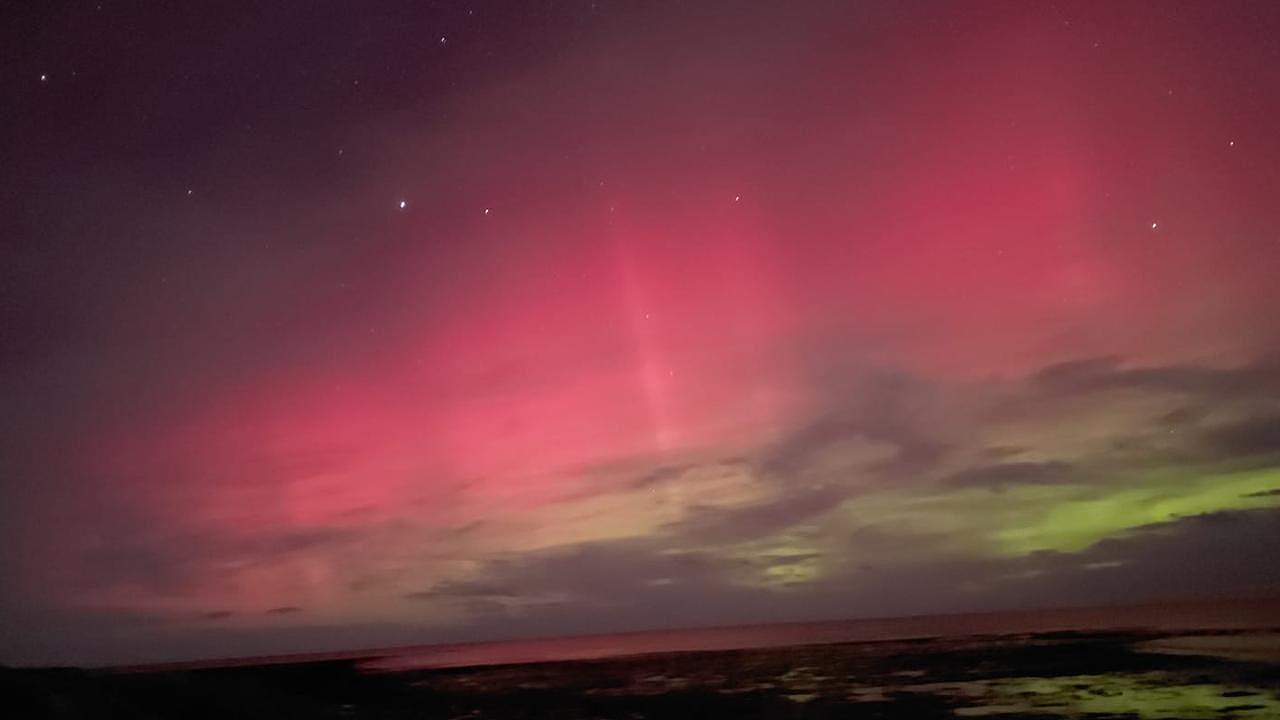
[439,36,447,45]
[1151,221,1159,230]
[733,195,741,202]
[483,207,491,215]
[399,200,407,209]
[39,73,48,83]
[1228,140,1235,147]
[186,188,193,196]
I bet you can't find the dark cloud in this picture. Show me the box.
[1119,363,1280,396]
[662,486,845,544]
[405,579,519,602]
[1006,507,1280,605]
[800,507,1280,619]
[1030,356,1125,390]
[405,541,730,612]
[760,368,950,484]
[1160,405,1209,426]
[265,606,303,616]
[395,357,1280,646]
[621,459,754,494]
[392,505,1280,649]
[994,356,1280,475]
[70,526,363,597]
[1200,415,1280,461]
[760,416,864,478]
[628,463,699,491]
[400,541,787,640]
[201,611,234,621]
[981,445,1027,461]
[1031,357,1280,398]
[1244,488,1280,498]
[767,417,947,484]
[939,461,1075,491]
[23,501,1274,667]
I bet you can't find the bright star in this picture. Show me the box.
[1151,222,1159,230]
[40,73,48,83]
[399,200,407,209]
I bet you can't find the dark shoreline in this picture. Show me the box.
[6,628,1280,719]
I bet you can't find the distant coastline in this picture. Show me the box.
[101,595,1280,675]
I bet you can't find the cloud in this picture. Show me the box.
[761,367,950,481]
[1030,356,1280,397]
[1200,415,1280,462]
[265,606,303,616]
[1029,356,1125,390]
[10,353,1280,664]
[628,463,700,491]
[398,537,787,638]
[661,485,845,544]
[68,356,1280,614]
[392,502,1280,645]
[70,526,363,599]
[939,461,1075,490]
[405,579,520,603]
[1000,506,1280,605]
[431,542,727,601]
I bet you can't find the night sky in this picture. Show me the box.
[4,1,1280,666]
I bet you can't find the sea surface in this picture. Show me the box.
[359,597,1280,672]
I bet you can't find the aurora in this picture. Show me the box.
[3,0,1280,667]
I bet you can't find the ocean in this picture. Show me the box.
[359,597,1280,671]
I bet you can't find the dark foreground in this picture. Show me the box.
[5,629,1280,719]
